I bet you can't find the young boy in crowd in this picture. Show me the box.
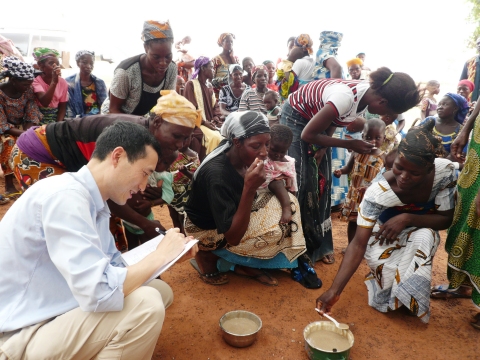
[263,90,282,127]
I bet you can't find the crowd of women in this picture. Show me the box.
[1,19,480,331]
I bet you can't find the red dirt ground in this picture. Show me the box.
[1,176,479,360]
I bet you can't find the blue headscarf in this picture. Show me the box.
[445,93,469,124]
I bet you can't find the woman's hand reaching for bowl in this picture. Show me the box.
[349,139,375,154]
[244,158,266,190]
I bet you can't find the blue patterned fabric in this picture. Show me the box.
[312,31,343,80]
[331,127,349,206]
[65,73,107,118]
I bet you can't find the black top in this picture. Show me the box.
[46,114,149,171]
[185,151,244,233]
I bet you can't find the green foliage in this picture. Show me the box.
[467,0,480,47]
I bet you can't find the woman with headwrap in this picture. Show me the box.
[185,111,315,288]
[65,50,107,118]
[419,93,469,160]
[317,120,456,323]
[106,20,177,116]
[32,47,68,124]
[457,79,476,116]
[0,57,41,201]
[238,65,269,114]
[184,56,223,160]
[280,67,421,266]
[211,33,240,98]
[218,64,249,115]
[10,90,197,249]
[262,60,278,91]
[277,32,343,101]
[346,58,363,80]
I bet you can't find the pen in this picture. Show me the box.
[155,227,166,235]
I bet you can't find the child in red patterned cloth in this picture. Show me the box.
[258,124,297,224]
[334,118,386,245]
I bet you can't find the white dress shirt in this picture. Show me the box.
[0,166,128,332]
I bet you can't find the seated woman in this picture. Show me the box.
[65,50,107,118]
[316,121,456,323]
[106,20,177,116]
[0,57,42,199]
[218,64,249,116]
[184,56,223,160]
[32,47,68,124]
[184,111,308,287]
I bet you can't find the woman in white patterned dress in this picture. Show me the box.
[316,120,456,323]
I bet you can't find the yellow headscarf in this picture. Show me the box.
[151,90,201,128]
[346,58,363,68]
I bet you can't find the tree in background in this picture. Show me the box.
[467,0,480,47]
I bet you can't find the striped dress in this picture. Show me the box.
[238,88,268,114]
[358,158,456,323]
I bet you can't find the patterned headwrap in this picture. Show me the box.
[346,58,363,68]
[194,111,270,179]
[445,92,469,124]
[191,56,211,79]
[141,20,174,42]
[312,31,343,80]
[151,90,201,129]
[399,119,443,167]
[252,64,267,80]
[32,47,60,62]
[294,34,313,55]
[1,56,34,80]
[75,50,95,62]
[217,33,235,47]
[458,79,475,93]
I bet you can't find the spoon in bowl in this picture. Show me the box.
[315,308,349,330]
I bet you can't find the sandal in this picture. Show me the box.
[4,191,22,200]
[471,313,480,330]
[234,266,278,286]
[190,259,228,286]
[0,196,9,205]
[430,284,471,299]
[321,254,335,265]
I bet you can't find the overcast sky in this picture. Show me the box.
[3,0,477,93]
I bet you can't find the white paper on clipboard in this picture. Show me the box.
[121,234,198,284]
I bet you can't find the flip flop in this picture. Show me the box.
[321,254,335,265]
[189,259,228,286]
[4,191,22,200]
[233,266,278,286]
[430,284,471,299]
[0,196,9,205]
[471,313,480,330]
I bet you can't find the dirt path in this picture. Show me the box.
[1,177,478,359]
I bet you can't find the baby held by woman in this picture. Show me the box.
[258,124,297,224]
